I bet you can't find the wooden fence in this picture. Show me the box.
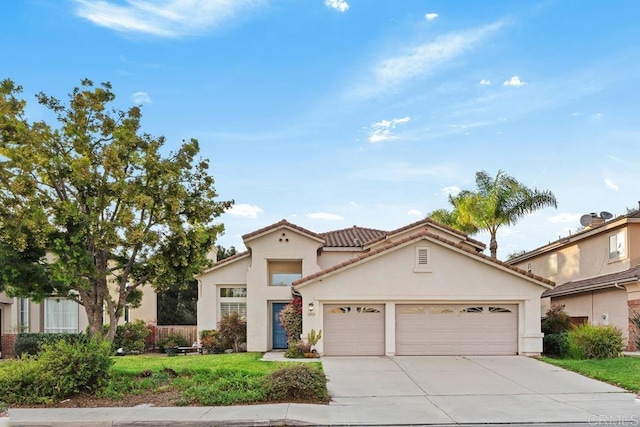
[154,325,198,348]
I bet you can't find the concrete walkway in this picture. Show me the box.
[8,356,640,426]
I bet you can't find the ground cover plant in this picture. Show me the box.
[0,352,327,407]
[541,356,640,393]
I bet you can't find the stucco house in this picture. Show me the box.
[509,210,640,351]
[197,218,553,356]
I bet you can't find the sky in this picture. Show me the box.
[2,0,640,260]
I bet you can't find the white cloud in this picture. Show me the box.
[350,163,457,182]
[441,185,461,196]
[74,0,260,37]
[548,213,581,224]
[368,116,411,143]
[227,203,264,218]
[479,79,491,85]
[132,91,151,104]
[307,212,344,221]
[325,0,349,12]
[424,13,438,21]
[604,178,619,191]
[349,201,358,207]
[407,209,423,217]
[593,112,602,119]
[570,111,583,116]
[503,75,526,87]
[352,21,503,98]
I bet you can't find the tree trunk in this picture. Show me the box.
[84,297,105,337]
[490,233,498,259]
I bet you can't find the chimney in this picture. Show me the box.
[590,212,604,226]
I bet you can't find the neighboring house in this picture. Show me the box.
[509,211,640,351]
[197,219,552,356]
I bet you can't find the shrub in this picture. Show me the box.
[199,329,224,354]
[0,337,113,404]
[279,298,302,344]
[631,309,640,350]
[284,341,310,359]
[158,333,189,353]
[113,320,150,353]
[543,332,569,357]
[542,305,570,335]
[217,312,247,353]
[307,329,322,347]
[14,333,85,357]
[263,365,328,402]
[566,323,624,359]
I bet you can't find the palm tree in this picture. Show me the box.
[430,170,557,259]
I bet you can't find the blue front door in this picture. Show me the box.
[272,303,288,349]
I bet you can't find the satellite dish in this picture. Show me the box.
[600,211,613,220]
[580,214,593,227]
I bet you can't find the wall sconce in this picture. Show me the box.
[308,302,315,312]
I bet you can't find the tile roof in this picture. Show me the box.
[363,218,486,249]
[508,209,640,264]
[321,226,387,248]
[542,265,640,298]
[241,219,324,242]
[199,250,250,274]
[293,230,553,287]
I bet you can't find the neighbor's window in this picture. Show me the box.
[219,286,247,320]
[609,230,627,261]
[268,260,302,286]
[18,298,29,333]
[44,298,79,333]
[548,253,558,276]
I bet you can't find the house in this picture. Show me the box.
[197,218,553,356]
[0,287,157,358]
[508,210,640,351]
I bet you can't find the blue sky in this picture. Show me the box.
[3,0,640,259]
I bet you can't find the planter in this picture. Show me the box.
[304,353,319,358]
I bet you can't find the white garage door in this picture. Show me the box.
[396,304,517,355]
[323,304,385,356]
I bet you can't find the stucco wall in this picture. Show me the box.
[298,238,547,356]
[552,287,629,345]
[126,285,158,325]
[512,225,631,284]
[317,250,362,270]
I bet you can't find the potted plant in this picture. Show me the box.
[0,401,9,427]
[305,329,322,358]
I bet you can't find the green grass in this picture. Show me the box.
[103,352,323,405]
[540,356,640,393]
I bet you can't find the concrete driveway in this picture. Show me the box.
[321,356,640,424]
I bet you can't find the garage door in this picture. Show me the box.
[396,304,517,355]
[323,304,385,356]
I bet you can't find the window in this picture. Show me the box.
[329,306,351,314]
[414,247,431,272]
[356,306,381,313]
[219,286,247,320]
[429,307,454,314]
[609,230,627,261]
[18,298,29,332]
[488,306,512,313]
[526,262,532,273]
[461,306,483,313]
[44,298,79,333]
[268,260,302,286]
[548,253,558,276]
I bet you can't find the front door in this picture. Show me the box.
[272,303,288,349]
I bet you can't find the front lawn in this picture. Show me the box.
[2,352,327,407]
[540,356,640,393]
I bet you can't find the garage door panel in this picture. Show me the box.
[396,304,517,356]
[324,304,385,356]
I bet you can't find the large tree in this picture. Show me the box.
[0,79,232,339]
[430,170,557,259]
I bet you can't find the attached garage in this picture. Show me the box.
[323,304,385,356]
[396,304,518,355]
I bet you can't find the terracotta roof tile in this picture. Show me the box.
[543,265,640,298]
[321,226,387,247]
[242,219,324,242]
[293,230,553,287]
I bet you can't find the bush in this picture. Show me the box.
[199,329,224,354]
[543,332,569,357]
[0,337,113,404]
[566,323,624,359]
[284,340,310,359]
[263,365,328,402]
[217,312,247,353]
[279,298,302,344]
[114,320,150,353]
[14,333,85,357]
[630,309,640,350]
[542,305,570,335]
[158,333,188,353]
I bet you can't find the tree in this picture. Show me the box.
[429,170,557,259]
[217,245,237,260]
[157,280,198,325]
[0,79,232,340]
